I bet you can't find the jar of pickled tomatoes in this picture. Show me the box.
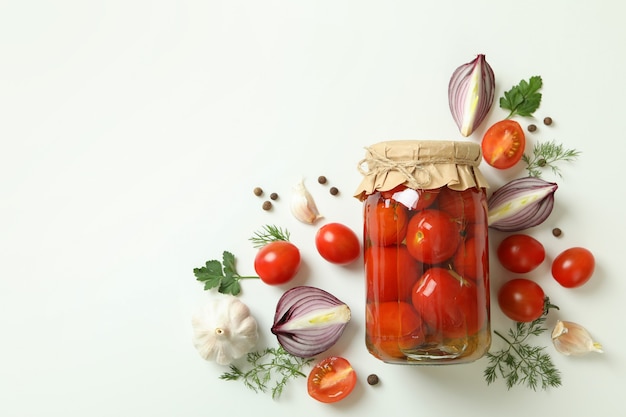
[354,140,491,364]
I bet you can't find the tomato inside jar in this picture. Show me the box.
[356,140,491,364]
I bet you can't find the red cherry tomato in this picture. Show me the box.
[551,247,595,288]
[366,301,425,359]
[365,198,408,246]
[365,245,422,302]
[437,187,487,223]
[497,278,545,322]
[315,223,361,265]
[380,185,440,210]
[405,209,461,264]
[307,356,357,403]
[411,267,482,338]
[254,241,301,285]
[452,236,487,281]
[497,234,546,273]
[481,120,526,169]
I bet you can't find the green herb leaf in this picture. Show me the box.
[222,251,237,277]
[219,278,241,296]
[484,312,562,391]
[500,76,543,119]
[522,140,581,178]
[194,260,224,291]
[193,251,258,296]
[220,346,313,399]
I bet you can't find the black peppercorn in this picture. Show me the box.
[253,187,263,196]
[367,374,379,385]
[552,227,562,237]
[543,117,553,126]
[527,124,537,132]
[329,186,339,196]
[262,201,272,211]
[318,176,328,184]
[270,192,278,200]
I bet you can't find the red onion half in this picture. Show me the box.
[488,177,558,232]
[271,286,351,358]
[448,54,495,137]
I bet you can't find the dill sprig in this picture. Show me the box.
[249,225,291,248]
[484,316,562,391]
[522,140,581,178]
[220,346,313,399]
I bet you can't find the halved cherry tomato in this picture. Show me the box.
[315,222,360,265]
[411,267,482,338]
[366,301,425,359]
[551,247,595,288]
[497,278,545,322]
[481,119,526,169]
[405,209,461,264]
[497,234,545,273]
[365,197,408,246]
[254,241,301,285]
[307,356,357,403]
[365,245,422,302]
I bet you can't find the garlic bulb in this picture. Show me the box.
[290,179,323,224]
[191,296,259,365]
[551,320,603,356]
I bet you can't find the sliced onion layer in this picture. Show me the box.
[448,54,495,136]
[271,286,351,358]
[488,177,558,232]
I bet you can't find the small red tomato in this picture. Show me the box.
[380,186,440,211]
[307,356,357,403]
[366,301,425,359]
[365,198,408,246]
[497,278,545,322]
[452,236,487,281]
[405,209,461,264]
[497,234,546,273]
[411,267,482,338]
[365,245,422,302]
[254,241,300,285]
[437,187,487,223]
[315,223,360,265]
[481,119,526,169]
[551,247,595,288]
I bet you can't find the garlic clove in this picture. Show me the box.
[448,54,496,137]
[290,179,323,224]
[551,320,603,356]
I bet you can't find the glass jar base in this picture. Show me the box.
[366,329,491,365]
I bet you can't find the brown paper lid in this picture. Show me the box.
[353,140,489,201]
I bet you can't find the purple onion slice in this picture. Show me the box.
[271,286,351,358]
[448,54,496,136]
[488,177,558,232]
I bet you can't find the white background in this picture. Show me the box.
[1,1,624,416]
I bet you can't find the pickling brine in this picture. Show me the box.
[354,140,491,364]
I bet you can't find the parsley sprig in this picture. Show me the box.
[484,302,562,391]
[220,346,313,399]
[500,76,543,119]
[522,140,581,178]
[193,251,258,296]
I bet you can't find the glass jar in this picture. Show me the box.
[354,140,491,364]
